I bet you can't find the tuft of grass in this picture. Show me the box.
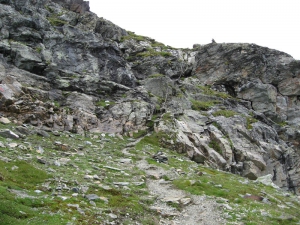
[121,31,147,42]
[45,5,54,13]
[151,41,167,49]
[132,129,148,139]
[35,47,42,53]
[197,85,231,99]
[162,112,172,122]
[136,131,174,149]
[53,101,60,107]
[277,121,288,127]
[246,117,258,130]
[212,110,237,118]
[146,115,158,130]
[95,100,115,108]
[149,73,164,78]
[191,99,220,111]
[47,15,67,26]
[208,140,222,154]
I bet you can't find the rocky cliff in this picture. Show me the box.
[0,0,300,197]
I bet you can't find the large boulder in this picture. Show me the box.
[192,43,300,125]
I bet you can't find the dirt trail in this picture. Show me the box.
[136,159,226,225]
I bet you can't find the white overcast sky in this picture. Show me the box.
[88,0,300,60]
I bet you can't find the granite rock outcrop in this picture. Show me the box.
[0,0,299,195]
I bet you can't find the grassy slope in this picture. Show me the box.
[0,122,299,225]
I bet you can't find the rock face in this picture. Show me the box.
[0,0,300,195]
[52,0,90,14]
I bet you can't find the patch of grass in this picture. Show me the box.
[208,140,222,154]
[1,118,299,225]
[47,16,67,26]
[160,51,173,57]
[53,101,60,107]
[191,99,220,111]
[212,110,237,118]
[136,131,174,150]
[149,73,164,78]
[35,46,42,53]
[197,85,231,99]
[212,121,222,131]
[0,122,161,224]
[0,161,50,190]
[120,31,147,42]
[132,129,148,139]
[151,41,167,49]
[171,161,300,225]
[246,117,258,130]
[162,112,172,122]
[277,121,288,127]
[146,115,158,130]
[0,161,64,225]
[95,100,115,108]
[133,126,300,225]
[45,5,54,13]
[162,175,170,181]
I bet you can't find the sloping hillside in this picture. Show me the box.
[0,0,300,224]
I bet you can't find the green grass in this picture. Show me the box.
[134,131,300,225]
[1,118,300,225]
[208,140,222,154]
[47,17,67,26]
[277,121,288,127]
[95,100,115,108]
[35,47,42,53]
[162,112,172,122]
[197,85,231,99]
[191,99,220,111]
[120,31,147,42]
[173,166,300,225]
[146,115,158,130]
[212,110,237,118]
[120,30,172,51]
[132,129,148,138]
[246,117,258,130]
[0,161,65,225]
[149,73,164,78]
[151,41,167,49]
[0,122,159,224]
[0,161,50,190]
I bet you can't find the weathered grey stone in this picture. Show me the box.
[0,129,19,139]
[66,92,95,113]
[0,0,299,196]
[238,82,277,113]
[242,161,261,180]
[85,194,99,201]
[7,143,18,148]
[10,41,43,72]
[0,117,10,124]
[36,130,50,137]
[256,174,279,189]
[15,126,31,135]
[0,141,5,148]
[278,78,300,96]
[113,182,129,186]
[95,17,127,41]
